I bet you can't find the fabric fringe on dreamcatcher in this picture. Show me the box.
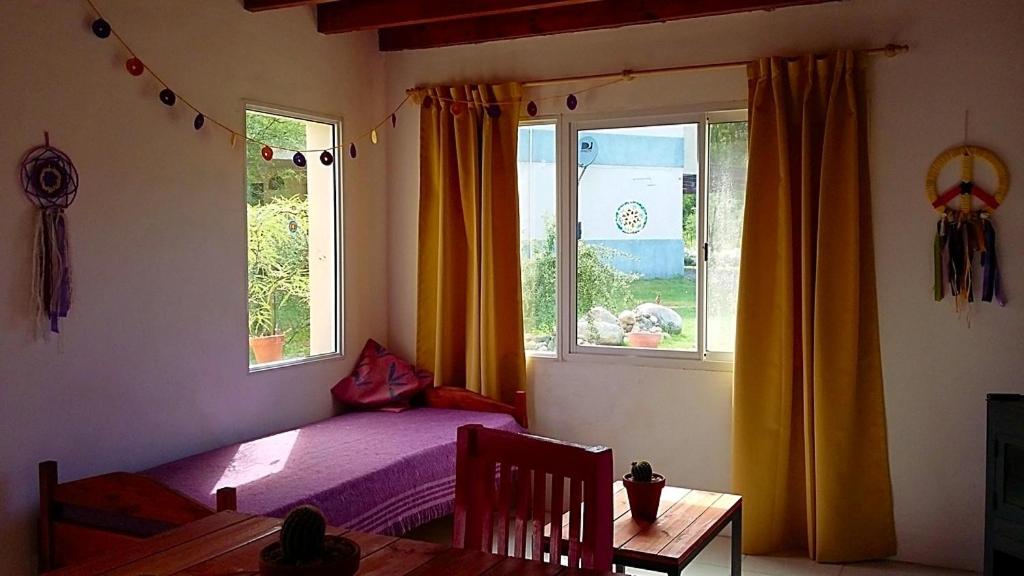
[32,208,73,336]
[934,212,1004,315]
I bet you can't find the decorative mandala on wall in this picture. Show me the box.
[615,201,648,234]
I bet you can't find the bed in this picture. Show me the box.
[143,405,523,535]
[39,386,527,571]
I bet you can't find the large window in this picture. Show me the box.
[246,107,341,370]
[518,111,747,362]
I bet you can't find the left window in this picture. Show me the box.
[246,107,341,370]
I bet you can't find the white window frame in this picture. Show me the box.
[244,103,345,373]
[519,117,563,360]
[519,106,744,370]
[701,109,747,365]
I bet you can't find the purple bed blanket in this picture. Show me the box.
[144,407,523,535]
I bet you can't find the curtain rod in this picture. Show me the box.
[519,43,909,88]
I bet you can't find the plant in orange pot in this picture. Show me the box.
[626,330,663,348]
[248,196,310,365]
[623,460,665,522]
[260,506,360,576]
[624,310,664,348]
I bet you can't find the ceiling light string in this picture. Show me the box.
[82,0,410,160]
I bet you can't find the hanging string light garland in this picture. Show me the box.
[411,74,631,119]
[82,0,638,164]
[81,0,410,165]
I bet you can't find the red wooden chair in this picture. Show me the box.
[453,424,613,571]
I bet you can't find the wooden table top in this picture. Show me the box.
[547,481,741,568]
[47,511,617,576]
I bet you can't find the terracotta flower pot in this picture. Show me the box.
[250,334,285,364]
[623,473,666,522]
[259,535,360,576]
[626,332,662,348]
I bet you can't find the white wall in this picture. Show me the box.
[0,1,386,573]
[385,0,1024,571]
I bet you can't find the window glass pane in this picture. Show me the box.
[519,123,557,354]
[706,121,749,353]
[575,124,698,351]
[246,110,339,368]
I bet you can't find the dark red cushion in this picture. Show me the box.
[331,339,433,411]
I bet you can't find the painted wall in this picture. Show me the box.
[0,1,386,573]
[384,0,1024,571]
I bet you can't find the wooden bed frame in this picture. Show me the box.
[38,386,527,572]
[420,386,528,429]
[38,461,237,572]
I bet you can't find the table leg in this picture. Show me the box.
[731,505,743,576]
[614,563,626,573]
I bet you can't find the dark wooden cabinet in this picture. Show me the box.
[986,394,1024,575]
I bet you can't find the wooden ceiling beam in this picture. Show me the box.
[317,0,603,34]
[378,0,836,51]
[244,0,332,12]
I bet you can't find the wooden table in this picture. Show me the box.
[547,481,742,576]
[47,510,619,576]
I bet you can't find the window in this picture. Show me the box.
[517,111,747,363]
[246,107,341,370]
[519,121,558,355]
[705,119,749,354]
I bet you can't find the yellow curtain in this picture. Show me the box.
[732,51,897,562]
[415,83,526,405]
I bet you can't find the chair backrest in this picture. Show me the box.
[38,460,237,571]
[453,424,613,571]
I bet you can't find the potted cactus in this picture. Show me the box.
[623,461,665,522]
[259,505,360,576]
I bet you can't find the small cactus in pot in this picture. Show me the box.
[623,460,665,522]
[280,506,326,563]
[630,461,654,482]
[259,505,361,576]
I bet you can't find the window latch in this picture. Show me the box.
[703,242,709,262]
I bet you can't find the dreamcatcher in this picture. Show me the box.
[21,133,79,334]
[926,144,1009,311]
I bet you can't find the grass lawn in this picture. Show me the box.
[629,273,697,350]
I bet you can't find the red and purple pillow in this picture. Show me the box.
[331,339,433,411]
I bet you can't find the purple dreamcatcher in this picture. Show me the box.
[21,133,78,334]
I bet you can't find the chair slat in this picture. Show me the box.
[480,460,495,553]
[495,462,512,554]
[582,474,595,568]
[567,478,582,568]
[513,467,530,558]
[549,474,564,565]
[531,470,546,562]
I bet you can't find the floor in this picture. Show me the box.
[626,536,980,576]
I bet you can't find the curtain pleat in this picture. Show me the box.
[732,51,897,562]
[415,83,526,405]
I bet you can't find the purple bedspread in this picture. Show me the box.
[143,408,522,535]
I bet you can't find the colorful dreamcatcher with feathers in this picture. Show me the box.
[926,144,1009,312]
[20,133,78,334]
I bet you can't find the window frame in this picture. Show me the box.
[518,117,563,360]
[244,103,345,373]
[702,109,747,364]
[519,105,745,370]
